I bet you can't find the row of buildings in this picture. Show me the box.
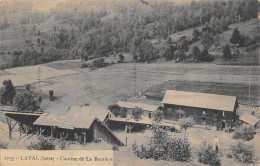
[1,90,259,147]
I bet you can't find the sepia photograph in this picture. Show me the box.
[0,0,259,165]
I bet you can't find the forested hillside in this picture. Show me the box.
[0,0,259,69]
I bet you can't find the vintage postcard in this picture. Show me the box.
[0,0,259,165]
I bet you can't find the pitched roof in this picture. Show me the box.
[33,113,74,129]
[34,106,109,129]
[236,104,260,116]
[33,106,124,145]
[239,113,260,126]
[117,101,159,112]
[162,90,237,112]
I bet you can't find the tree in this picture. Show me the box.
[178,116,195,132]
[198,145,221,166]
[118,54,125,62]
[177,36,189,52]
[152,109,164,123]
[200,48,213,62]
[132,107,143,121]
[13,89,40,112]
[233,124,256,141]
[174,49,185,61]
[230,28,241,47]
[132,124,192,161]
[49,90,54,101]
[233,49,240,58]
[201,31,214,49]
[245,0,258,19]
[214,33,220,48]
[231,142,255,163]
[0,80,16,105]
[192,29,200,41]
[161,45,176,61]
[26,84,31,91]
[236,5,243,22]
[191,46,201,61]
[223,44,232,60]
[108,104,127,118]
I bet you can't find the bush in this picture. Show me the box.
[0,141,8,149]
[226,153,233,158]
[132,125,192,161]
[27,137,55,150]
[81,63,89,68]
[118,54,125,63]
[231,142,254,164]
[200,48,214,62]
[132,107,143,121]
[233,125,256,141]
[49,90,54,101]
[232,49,240,58]
[223,44,232,60]
[152,109,164,123]
[88,56,94,60]
[12,51,23,55]
[92,58,105,68]
[246,43,259,52]
[178,116,195,132]
[108,104,127,118]
[198,145,221,166]
[13,89,40,112]
[192,29,200,41]
[191,46,201,61]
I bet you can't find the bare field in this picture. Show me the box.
[31,62,260,113]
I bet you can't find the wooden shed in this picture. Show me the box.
[34,106,123,146]
[239,113,260,128]
[162,90,238,128]
[116,101,160,119]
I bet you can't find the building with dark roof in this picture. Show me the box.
[162,90,238,128]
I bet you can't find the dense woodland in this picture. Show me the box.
[0,0,259,68]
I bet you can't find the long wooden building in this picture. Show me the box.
[162,90,238,128]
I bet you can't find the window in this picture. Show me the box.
[149,113,152,119]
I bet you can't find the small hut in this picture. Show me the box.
[239,113,260,128]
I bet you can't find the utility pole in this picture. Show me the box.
[132,62,137,96]
[248,69,251,105]
[37,66,42,91]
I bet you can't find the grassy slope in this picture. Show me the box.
[168,18,260,65]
